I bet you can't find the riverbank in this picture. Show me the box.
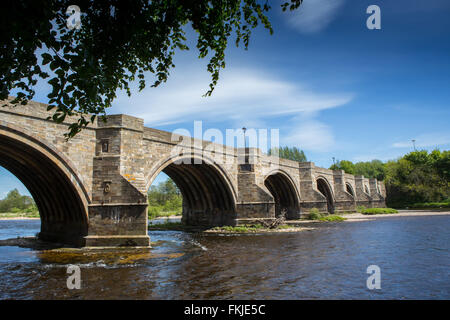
[341,209,450,222]
[148,210,450,233]
[0,216,39,220]
[1,210,448,223]
[0,212,40,220]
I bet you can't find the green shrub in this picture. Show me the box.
[356,205,366,213]
[148,205,162,219]
[361,208,398,215]
[307,208,323,220]
[24,204,38,214]
[410,202,450,209]
[217,226,250,232]
[307,209,345,222]
[318,215,346,222]
[148,222,184,230]
[163,197,182,211]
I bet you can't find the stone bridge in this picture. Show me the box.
[0,98,386,247]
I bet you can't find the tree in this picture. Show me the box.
[147,178,183,218]
[1,0,303,138]
[354,160,385,180]
[327,150,449,207]
[148,178,181,206]
[384,150,450,207]
[269,146,307,162]
[0,189,35,213]
[330,160,355,174]
[330,159,385,180]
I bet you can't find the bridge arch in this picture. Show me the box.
[0,123,89,246]
[146,154,237,226]
[264,170,300,219]
[316,177,335,214]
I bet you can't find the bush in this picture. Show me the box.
[148,205,162,220]
[24,204,38,214]
[410,202,450,209]
[318,215,346,222]
[148,222,184,230]
[307,209,345,222]
[0,189,35,213]
[361,208,398,215]
[356,205,366,213]
[162,197,182,212]
[307,208,323,220]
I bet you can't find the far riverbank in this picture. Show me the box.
[0,216,39,220]
[341,209,450,222]
[148,210,450,234]
[1,210,449,222]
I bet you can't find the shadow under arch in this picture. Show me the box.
[364,185,371,196]
[346,183,355,198]
[147,155,237,227]
[0,124,89,246]
[264,170,300,219]
[316,177,335,214]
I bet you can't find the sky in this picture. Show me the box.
[1,0,450,198]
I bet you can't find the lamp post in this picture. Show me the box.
[242,127,247,150]
[242,127,247,165]
[412,139,416,151]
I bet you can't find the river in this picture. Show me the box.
[0,216,449,299]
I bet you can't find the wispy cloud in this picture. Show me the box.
[112,67,353,127]
[283,0,346,34]
[283,118,336,152]
[392,133,450,149]
[111,66,352,153]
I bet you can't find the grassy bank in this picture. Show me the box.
[148,222,187,231]
[148,206,181,220]
[360,208,398,215]
[148,222,301,233]
[210,224,295,233]
[407,202,450,210]
[0,212,39,219]
[307,209,346,222]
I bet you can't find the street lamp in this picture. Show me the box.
[242,127,247,165]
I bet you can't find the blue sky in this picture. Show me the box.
[2,0,450,198]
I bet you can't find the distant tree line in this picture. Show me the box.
[330,150,450,208]
[0,189,38,213]
[330,159,385,180]
[269,146,307,162]
[147,178,182,219]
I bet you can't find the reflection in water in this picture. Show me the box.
[0,217,449,299]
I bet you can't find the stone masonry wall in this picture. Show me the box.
[1,98,387,246]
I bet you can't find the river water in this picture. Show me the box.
[0,216,449,299]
